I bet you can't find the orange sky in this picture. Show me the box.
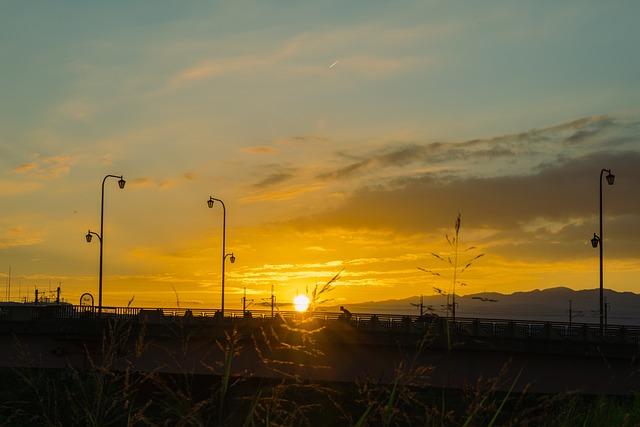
[2,2,640,311]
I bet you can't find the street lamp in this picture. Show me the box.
[86,174,126,314]
[207,196,235,317]
[591,168,614,338]
[225,253,236,264]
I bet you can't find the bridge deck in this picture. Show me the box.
[2,304,640,395]
[2,303,637,344]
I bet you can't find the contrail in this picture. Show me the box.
[329,59,340,68]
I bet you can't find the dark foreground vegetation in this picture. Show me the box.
[2,326,640,427]
[1,367,640,426]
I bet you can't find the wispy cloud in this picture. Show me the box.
[315,115,634,185]
[0,180,40,196]
[13,163,38,173]
[241,146,276,154]
[239,184,324,203]
[253,170,298,189]
[169,21,435,87]
[0,225,44,249]
[12,154,74,179]
[288,136,329,143]
[128,172,197,189]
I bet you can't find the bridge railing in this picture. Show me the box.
[2,303,639,345]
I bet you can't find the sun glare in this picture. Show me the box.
[293,295,310,312]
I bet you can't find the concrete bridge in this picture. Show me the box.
[1,304,639,395]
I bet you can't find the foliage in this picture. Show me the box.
[307,269,343,310]
[419,212,484,320]
[2,291,640,426]
[3,328,640,426]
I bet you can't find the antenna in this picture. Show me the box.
[6,266,10,302]
[410,294,425,316]
[241,287,254,315]
[260,285,277,317]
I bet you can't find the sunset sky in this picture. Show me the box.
[2,1,640,312]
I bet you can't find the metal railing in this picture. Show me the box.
[2,303,639,345]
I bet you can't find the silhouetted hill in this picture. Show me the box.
[325,287,640,326]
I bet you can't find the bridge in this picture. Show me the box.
[1,303,639,395]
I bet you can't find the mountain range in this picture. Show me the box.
[324,287,640,326]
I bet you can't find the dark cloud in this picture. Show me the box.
[291,136,328,143]
[253,167,298,188]
[316,117,626,184]
[293,150,640,262]
[353,151,637,227]
[315,116,640,196]
[316,158,374,181]
[564,116,616,144]
[317,142,515,182]
[265,115,640,265]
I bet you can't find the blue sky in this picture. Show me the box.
[1,1,640,311]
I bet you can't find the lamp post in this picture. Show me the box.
[207,196,235,317]
[86,174,125,314]
[590,168,614,338]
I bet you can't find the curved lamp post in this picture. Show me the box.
[207,196,235,317]
[87,175,125,314]
[590,168,614,338]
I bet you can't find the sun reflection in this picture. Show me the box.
[293,294,310,312]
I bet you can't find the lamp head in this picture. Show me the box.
[118,176,126,189]
[207,197,214,208]
[230,253,236,264]
[591,233,600,248]
[86,231,93,243]
[606,171,615,186]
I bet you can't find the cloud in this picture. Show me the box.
[173,56,268,84]
[241,146,275,154]
[0,225,44,249]
[298,149,640,264]
[0,180,40,196]
[129,177,155,187]
[334,54,425,77]
[289,136,328,143]
[270,115,640,270]
[314,115,636,186]
[11,154,74,179]
[169,21,436,88]
[316,141,516,182]
[14,163,38,173]
[128,172,197,189]
[253,170,298,189]
[240,184,324,203]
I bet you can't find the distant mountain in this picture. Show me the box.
[323,287,640,326]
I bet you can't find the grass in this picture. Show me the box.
[2,357,640,426]
[1,299,640,425]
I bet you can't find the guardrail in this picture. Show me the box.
[2,304,639,345]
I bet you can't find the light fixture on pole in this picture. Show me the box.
[591,168,614,339]
[207,196,235,317]
[86,174,126,314]
[225,253,236,264]
[86,230,100,243]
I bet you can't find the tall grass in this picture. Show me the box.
[2,282,640,426]
[419,212,484,322]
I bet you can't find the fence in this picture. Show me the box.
[1,303,638,345]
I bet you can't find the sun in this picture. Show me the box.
[293,294,310,312]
